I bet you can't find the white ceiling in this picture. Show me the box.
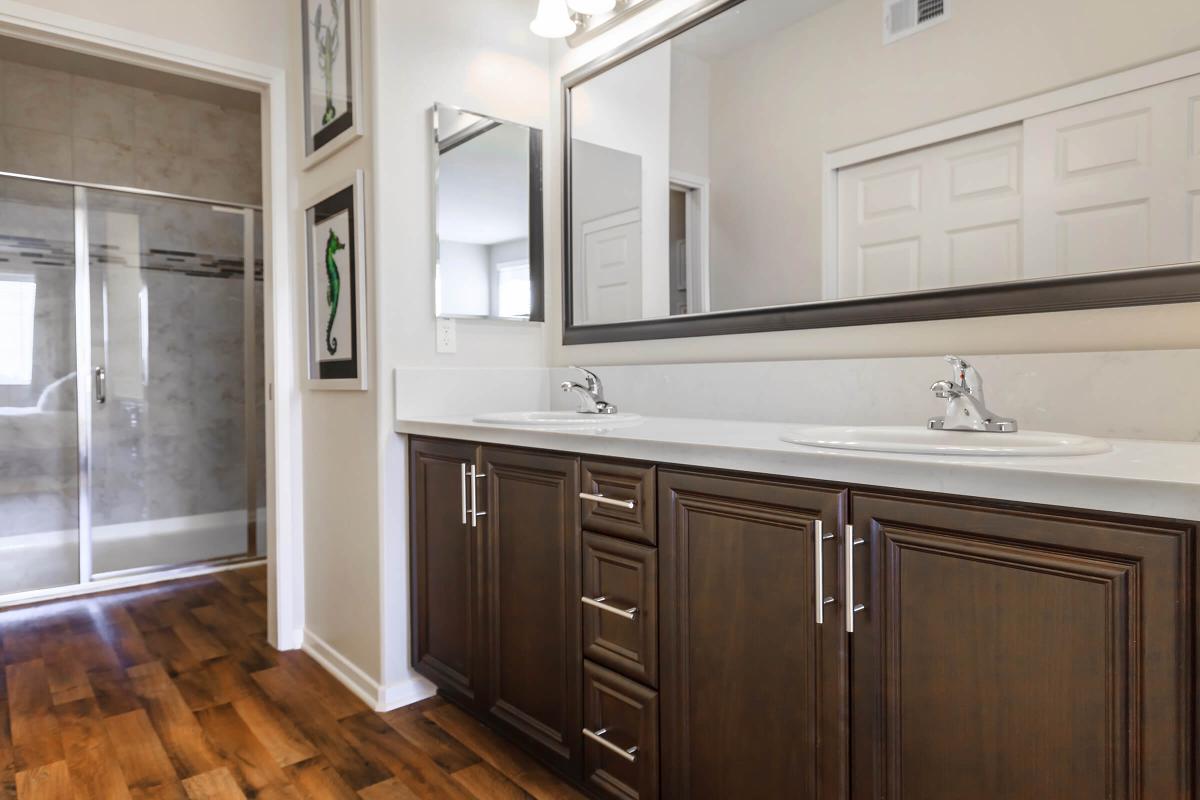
[437,121,531,245]
[672,0,846,62]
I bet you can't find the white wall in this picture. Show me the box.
[372,0,550,702]
[548,0,1200,366]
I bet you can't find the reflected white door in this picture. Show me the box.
[837,125,1023,297]
[581,209,642,324]
[1023,74,1200,276]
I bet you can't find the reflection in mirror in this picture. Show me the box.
[566,0,1200,333]
[434,104,543,321]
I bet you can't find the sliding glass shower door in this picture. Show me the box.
[0,176,81,595]
[0,173,263,597]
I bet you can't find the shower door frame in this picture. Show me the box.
[1,170,266,595]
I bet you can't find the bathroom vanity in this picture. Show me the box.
[401,416,1200,800]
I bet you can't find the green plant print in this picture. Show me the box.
[323,229,345,355]
[312,0,341,127]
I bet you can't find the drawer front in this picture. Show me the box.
[582,533,658,687]
[581,461,656,545]
[584,661,660,800]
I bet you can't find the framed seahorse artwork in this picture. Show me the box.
[301,0,364,168]
[304,171,368,389]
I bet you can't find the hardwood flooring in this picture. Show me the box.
[0,567,585,800]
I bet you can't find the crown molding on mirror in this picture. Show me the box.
[565,0,665,47]
[560,0,1200,345]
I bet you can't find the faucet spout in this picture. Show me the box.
[927,356,1017,433]
[560,367,618,414]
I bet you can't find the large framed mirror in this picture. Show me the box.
[434,104,544,321]
[562,0,1200,343]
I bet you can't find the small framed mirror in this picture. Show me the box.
[433,104,544,322]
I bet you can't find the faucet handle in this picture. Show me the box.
[567,365,602,395]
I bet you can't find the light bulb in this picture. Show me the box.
[530,0,577,38]
[567,0,617,14]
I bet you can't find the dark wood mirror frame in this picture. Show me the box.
[560,0,1200,345]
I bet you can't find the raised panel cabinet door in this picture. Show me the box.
[659,470,848,800]
[409,437,484,707]
[849,493,1194,800]
[481,446,583,776]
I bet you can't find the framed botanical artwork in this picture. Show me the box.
[305,171,368,390]
[301,0,364,168]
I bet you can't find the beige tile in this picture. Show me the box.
[2,125,72,179]
[133,88,200,155]
[3,62,72,134]
[134,146,197,196]
[74,137,135,186]
[72,75,136,143]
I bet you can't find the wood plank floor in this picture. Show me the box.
[0,566,585,800]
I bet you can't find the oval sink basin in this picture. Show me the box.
[780,425,1111,457]
[473,410,643,428]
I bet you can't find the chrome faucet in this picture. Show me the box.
[928,355,1017,433]
[560,366,618,415]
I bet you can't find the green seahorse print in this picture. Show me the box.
[312,0,341,126]
[323,229,345,356]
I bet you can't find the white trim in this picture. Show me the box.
[821,46,1200,300]
[303,170,370,391]
[0,0,304,652]
[0,509,261,551]
[300,0,367,170]
[0,558,265,611]
[302,628,436,712]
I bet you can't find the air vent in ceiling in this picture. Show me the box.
[883,0,948,45]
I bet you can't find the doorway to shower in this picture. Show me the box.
[0,172,265,600]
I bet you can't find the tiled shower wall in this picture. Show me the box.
[0,59,261,204]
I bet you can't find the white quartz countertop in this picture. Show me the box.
[393,415,1200,522]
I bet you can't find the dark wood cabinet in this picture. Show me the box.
[849,493,1194,800]
[409,438,484,708]
[659,469,847,800]
[480,446,583,776]
[411,436,1197,800]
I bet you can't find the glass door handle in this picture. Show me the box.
[94,366,106,405]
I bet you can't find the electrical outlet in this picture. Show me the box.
[436,317,457,353]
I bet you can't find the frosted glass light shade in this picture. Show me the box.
[530,0,577,38]
[567,0,617,14]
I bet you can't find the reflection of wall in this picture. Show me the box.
[439,240,491,316]
[669,49,710,181]
[0,58,261,203]
[572,42,672,318]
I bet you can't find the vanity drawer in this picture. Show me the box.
[583,661,659,800]
[581,460,656,544]
[582,533,658,686]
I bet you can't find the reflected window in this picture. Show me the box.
[0,276,36,386]
[496,260,531,319]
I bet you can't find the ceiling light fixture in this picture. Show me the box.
[530,0,578,38]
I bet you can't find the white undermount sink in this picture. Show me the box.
[473,410,643,428]
[780,425,1111,457]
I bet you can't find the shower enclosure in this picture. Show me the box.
[0,172,265,600]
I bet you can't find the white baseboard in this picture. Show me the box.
[300,628,435,712]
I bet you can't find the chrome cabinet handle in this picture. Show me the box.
[469,466,487,527]
[815,520,835,624]
[460,463,468,525]
[580,492,635,510]
[581,595,637,620]
[845,524,866,633]
[94,366,106,405]
[582,727,638,762]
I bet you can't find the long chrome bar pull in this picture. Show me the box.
[845,524,866,633]
[815,520,835,624]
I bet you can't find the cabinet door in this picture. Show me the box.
[409,438,483,708]
[659,470,847,800]
[481,446,583,775]
[849,493,1194,800]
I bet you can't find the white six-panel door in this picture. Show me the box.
[580,208,643,325]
